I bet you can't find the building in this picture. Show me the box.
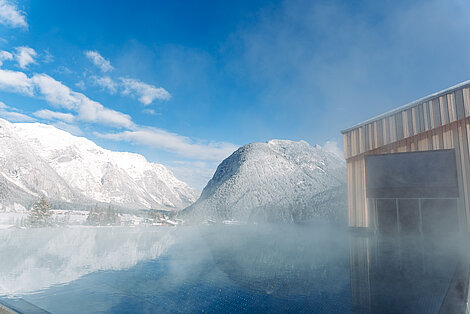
[342,81,470,234]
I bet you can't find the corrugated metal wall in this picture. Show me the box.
[343,84,470,229]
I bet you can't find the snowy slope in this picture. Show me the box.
[0,118,198,211]
[183,140,347,223]
[0,119,84,211]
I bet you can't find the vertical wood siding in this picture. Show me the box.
[344,87,470,159]
[343,85,470,230]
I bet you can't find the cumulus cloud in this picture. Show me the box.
[91,76,117,94]
[95,127,237,161]
[83,51,169,105]
[0,69,133,128]
[85,50,113,72]
[78,97,134,128]
[0,50,12,66]
[0,110,34,122]
[90,76,169,105]
[0,101,35,122]
[31,74,134,128]
[0,47,38,68]
[120,77,171,105]
[0,0,27,29]
[0,68,34,95]
[31,74,80,110]
[15,46,36,69]
[0,68,234,171]
[33,109,75,123]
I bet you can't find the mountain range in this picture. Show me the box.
[0,117,347,223]
[0,118,198,212]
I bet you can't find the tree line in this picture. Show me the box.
[27,196,120,227]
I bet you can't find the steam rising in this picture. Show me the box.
[0,222,467,313]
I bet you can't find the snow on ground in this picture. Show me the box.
[0,209,180,228]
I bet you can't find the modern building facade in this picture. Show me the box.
[342,81,470,233]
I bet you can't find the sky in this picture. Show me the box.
[0,0,469,189]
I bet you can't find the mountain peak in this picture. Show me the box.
[183,139,347,223]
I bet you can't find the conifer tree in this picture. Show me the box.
[106,205,120,225]
[87,204,120,226]
[28,196,52,227]
[87,204,101,225]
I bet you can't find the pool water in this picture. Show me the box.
[0,224,467,313]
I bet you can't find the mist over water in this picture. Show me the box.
[0,222,468,313]
[0,227,176,295]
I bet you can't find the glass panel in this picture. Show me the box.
[398,199,420,234]
[377,199,398,234]
[366,149,459,198]
[421,199,458,234]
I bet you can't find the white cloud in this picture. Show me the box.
[77,96,134,128]
[142,108,160,116]
[0,101,35,122]
[0,50,12,66]
[0,0,27,29]
[15,46,36,69]
[42,49,54,63]
[85,50,113,72]
[31,74,79,110]
[31,74,134,128]
[0,68,235,171]
[0,69,134,129]
[322,140,344,158]
[33,109,75,123]
[91,76,170,104]
[170,160,216,190]
[91,76,117,94]
[0,47,37,68]
[0,68,34,95]
[75,80,85,90]
[120,77,171,105]
[56,65,72,74]
[95,127,237,161]
[0,110,34,122]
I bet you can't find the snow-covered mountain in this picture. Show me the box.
[0,118,198,211]
[183,140,347,223]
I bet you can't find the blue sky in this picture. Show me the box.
[0,0,469,189]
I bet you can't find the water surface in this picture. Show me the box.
[0,224,466,313]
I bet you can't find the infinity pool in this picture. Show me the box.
[0,224,466,313]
